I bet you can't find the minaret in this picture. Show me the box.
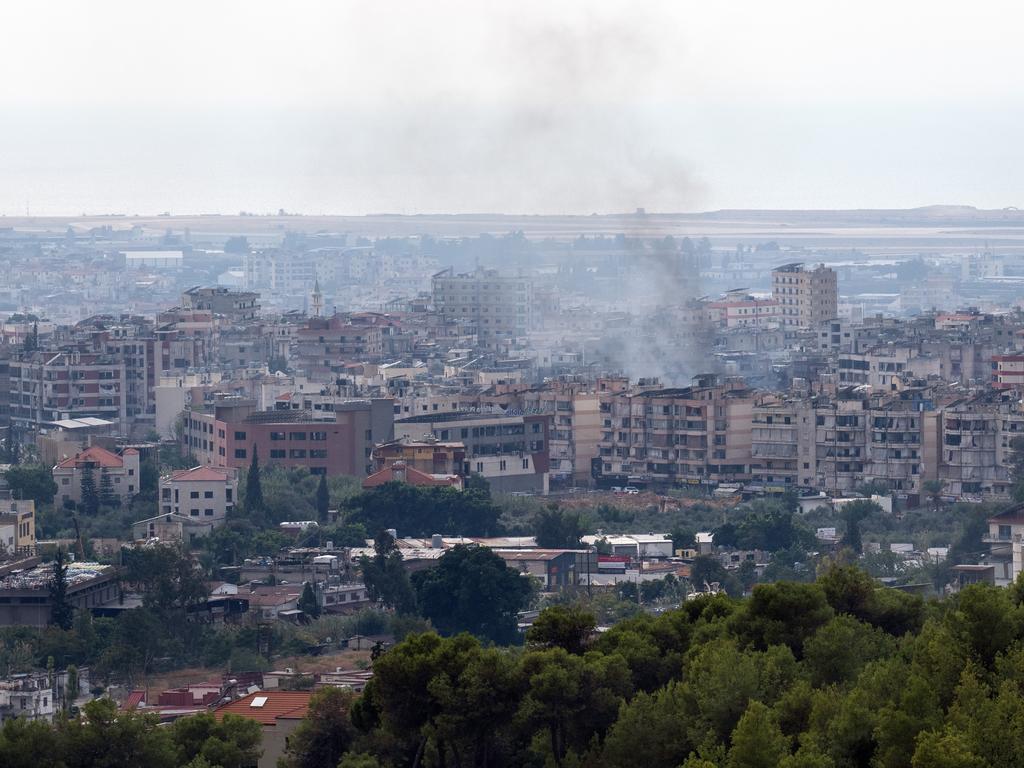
[311,279,323,318]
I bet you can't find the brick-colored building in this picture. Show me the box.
[181,397,394,477]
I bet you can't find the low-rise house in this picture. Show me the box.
[361,460,463,490]
[53,445,140,507]
[0,499,35,556]
[215,691,312,768]
[160,466,238,526]
[132,512,215,545]
[0,667,88,722]
[494,549,577,590]
[248,585,303,621]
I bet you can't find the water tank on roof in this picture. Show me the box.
[431,534,443,549]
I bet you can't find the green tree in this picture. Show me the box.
[79,462,99,516]
[62,698,176,768]
[601,681,693,767]
[315,472,330,523]
[297,582,320,619]
[729,581,833,656]
[534,505,585,548]
[338,755,382,768]
[911,729,986,768]
[99,468,119,508]
[246,446,264,513]
[170,712,262,768]
[5,464,57,504]
[839,500,880,554]
[121,544,208,616]
[802,615,895,687]
[280,687,359,768]
[413,545,533,644]
[49,549,73,630]
[359,530,417,614]
[727,700,790,768]
[526,605,596,655]
[64,664,80,712]
[517,647,632,766]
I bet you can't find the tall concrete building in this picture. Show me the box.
[772,263,838,329]
[431,268,533,350]
[596,375,755,487]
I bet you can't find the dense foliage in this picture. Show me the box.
[294,567,1024,768]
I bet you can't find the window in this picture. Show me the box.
[190,491,200,499]
[522,458,529,469]
[289,432,307,441]
[190,509,200,516]
[204,509,214,516]
[62,478,69,485]
[128,468,134,476]
[270,431,286,441]
[476,461,484,473]
[226,489,232,501]
[290,449,307,458]
[234,431,246,440]
[204,490,214,498]
[270,449,286,459]
[234,449,247,459]
[310,449,328,459]
[310,431,328,441]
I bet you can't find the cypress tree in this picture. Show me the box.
[79,462,99,516]
[49,549,73,630]
[316,472,330,522]
[246,445,264,512]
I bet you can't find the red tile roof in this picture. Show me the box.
[171,466,232,482]
[362,462,462,490]
[215,691,311,725]
[55,445,124,469]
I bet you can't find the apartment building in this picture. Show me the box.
[431,267,533,350]
[294,313,397,378]
[750,394,815,490]
[992,354,1024,389]
[181,287,261,323]
[10,351,128,436]
[597,375,755,487]
[393,411,551,494]
[772,263,838,329]
[939,391,1024,499]
[864,389,941,496]
[811,388,869,495]
[519,379,605,484]
[181,396,394,477]
[707,293,781,329]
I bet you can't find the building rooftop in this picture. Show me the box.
[214,691,311,726]
[168,466,234,483]
[54,445,125,470]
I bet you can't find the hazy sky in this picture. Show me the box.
[2,1,1022,215]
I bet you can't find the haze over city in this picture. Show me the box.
[4,0,1024,215]
[6,4,1024,768]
